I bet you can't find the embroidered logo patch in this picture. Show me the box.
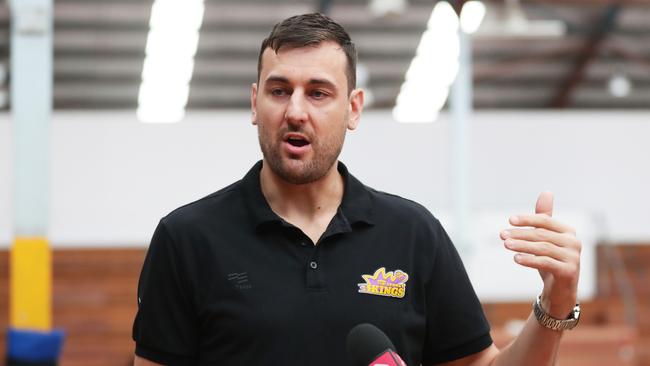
[227,272,252,290]
[358,267,409,299]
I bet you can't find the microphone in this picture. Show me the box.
[346,323,407,366]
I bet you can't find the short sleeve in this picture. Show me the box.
[421,221,493,364]
[132,220,199,365]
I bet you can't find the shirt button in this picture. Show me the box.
[300,241,308,247]
[309,261,318,269]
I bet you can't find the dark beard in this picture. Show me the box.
[257,126,344,185]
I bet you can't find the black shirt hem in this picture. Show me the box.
[423,332,494,365]
[135,343,197,366]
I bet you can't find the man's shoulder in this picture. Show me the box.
[365,186,440,225]
[161,180,244,227]
[360,186,449,253]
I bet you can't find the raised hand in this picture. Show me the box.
[501,191,581,318]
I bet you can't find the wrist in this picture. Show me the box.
[540,292,577,319]
[533,294,580,331]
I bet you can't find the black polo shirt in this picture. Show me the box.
[133,161,492,365]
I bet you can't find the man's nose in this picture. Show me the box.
[285,90,308,124]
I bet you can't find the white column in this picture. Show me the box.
[449,29,473,256]
[10,0,53,237]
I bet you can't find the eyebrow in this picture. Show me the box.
[264,75,338,90]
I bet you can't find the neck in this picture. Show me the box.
[259,161,344,222]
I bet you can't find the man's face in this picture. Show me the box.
[251,41,364,185]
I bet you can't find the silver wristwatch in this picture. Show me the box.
[533,295,580,331]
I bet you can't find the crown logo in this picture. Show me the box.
[358,267,409,299]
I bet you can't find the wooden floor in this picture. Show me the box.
[0,244,648,365]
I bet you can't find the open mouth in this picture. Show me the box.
[285,134,310,148]
[287,137,309,147]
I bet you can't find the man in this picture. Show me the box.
[133,13,581,366]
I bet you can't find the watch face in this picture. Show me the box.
[573,304,581,319]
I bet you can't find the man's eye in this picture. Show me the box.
[311,90,327,99]
[271,89,287,96]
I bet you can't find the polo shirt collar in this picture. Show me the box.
[338,161,374,226]
[241,160,374,230]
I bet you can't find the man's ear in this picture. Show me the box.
[347,88,365,130]
[251,83,258,125]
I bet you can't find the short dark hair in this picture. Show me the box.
[257,13,357,93]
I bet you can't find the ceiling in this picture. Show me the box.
[0,0,649,110]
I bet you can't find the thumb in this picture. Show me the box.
[535,191,554,217]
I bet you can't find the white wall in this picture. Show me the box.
[0,119,9,245]
[1,109,649,300]
[1,109,648,244]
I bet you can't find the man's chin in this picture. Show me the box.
[279,167,318,185]
[274,160,325,185]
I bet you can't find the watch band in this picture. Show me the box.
[533,295,580,331]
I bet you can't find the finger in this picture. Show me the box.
[501,228,579,249]
[509,214,576,235]
[503,239,567,261]
[513,253,580,280]
[504,239,577,262]
[535,191,554,217]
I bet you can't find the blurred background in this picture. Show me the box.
[0,0,649,365]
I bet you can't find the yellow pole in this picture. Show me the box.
[9,237,51,330]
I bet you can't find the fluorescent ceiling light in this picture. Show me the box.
[138,82,190,123]
[137,0,205,123]
[460,1,486,34]
[137,104,186,125]
[369,0,408,18]
[393,1,459,123]
[608,72,632,98]
[149,0,204,29]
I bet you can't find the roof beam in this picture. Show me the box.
[473,45,576,82]
[486,0,650,5]
[550,5,620,108]
[532,0,648,4]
